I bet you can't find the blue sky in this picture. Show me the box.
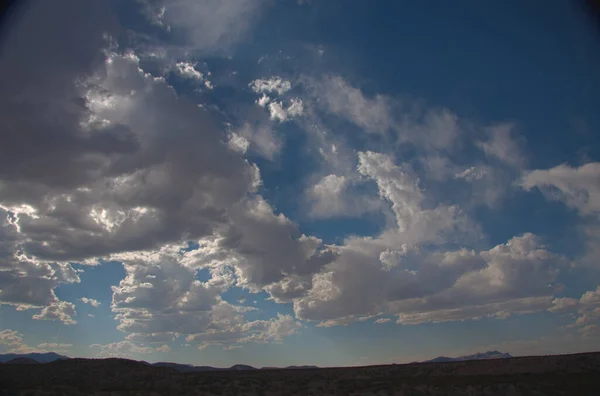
[1,0,600,367]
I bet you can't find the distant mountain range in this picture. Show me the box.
[151,362,260,372]
[423,351,512,363]
[3,351,509,369]
[263,365,319,370]
[149,362,317,372]
[0,353,318,371]
[2,357,40,365]
[0,351,512,373]
[0,352,69,364]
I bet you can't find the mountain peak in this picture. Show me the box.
[424,351,512,363]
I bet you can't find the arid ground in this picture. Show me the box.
[1,352,600,395]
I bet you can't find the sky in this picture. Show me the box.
[1,0,600,368]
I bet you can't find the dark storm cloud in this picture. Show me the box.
[0,0,132,193]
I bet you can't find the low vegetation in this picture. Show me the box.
[1,352,600,395]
